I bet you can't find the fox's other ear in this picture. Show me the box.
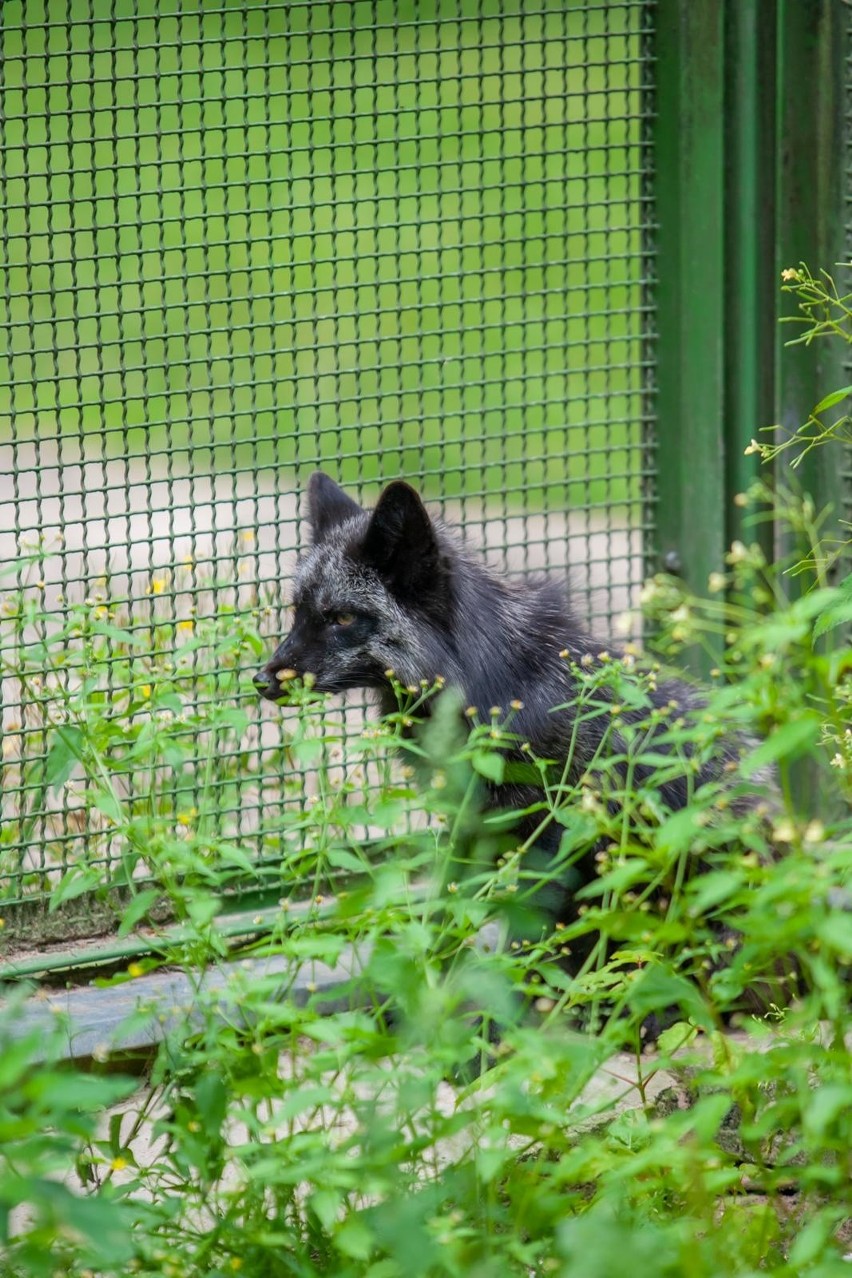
[361,480,444,601]
[307,472,363,543]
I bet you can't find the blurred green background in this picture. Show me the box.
[0,0,651,509]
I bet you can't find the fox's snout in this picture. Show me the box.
[254,635,302,701]
[252,667,280,700]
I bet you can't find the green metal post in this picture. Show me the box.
[653,0,727,667]
[776,0,846,579]
[724,0,778,555]
[775,0,846,817]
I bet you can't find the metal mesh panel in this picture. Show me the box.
[0,0,656,925]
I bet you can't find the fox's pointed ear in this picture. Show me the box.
[307,472,363,543]
[361,481,444,601]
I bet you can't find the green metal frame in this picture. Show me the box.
[724,0,778,556]
[653,0,847,604]
[652,0,727,604]
[776,0,847,577]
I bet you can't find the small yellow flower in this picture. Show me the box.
[240,530,255,544]
[177,808,198,827]
[140,684,152,699]
[230,1260,244,1272]
[110,1156,128,1172]
[177,619,193,632]
[772,819,796,844]
[781,266,801,283]
[150,577,166,595]
[127,963,144,979]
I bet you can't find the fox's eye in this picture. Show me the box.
[333,611,355,627]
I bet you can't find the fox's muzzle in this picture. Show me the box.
[253,668,280,700]
[254,631,303,701]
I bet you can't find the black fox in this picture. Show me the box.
[255,473,771,967]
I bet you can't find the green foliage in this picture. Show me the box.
[1,270,851,1275]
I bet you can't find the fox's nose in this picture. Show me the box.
[253,669,274,696]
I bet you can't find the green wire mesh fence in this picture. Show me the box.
[0,0,655,937]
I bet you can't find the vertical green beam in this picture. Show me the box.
[652,0,726,626]
[724,0,777,555]
[776,0,846,576]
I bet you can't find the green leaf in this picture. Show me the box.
[195,1072,228,1131]
[654,1020,698,1056]
[812,573,852,642]
[812,383,852,414]
[802,1082,852,1138]
[45,725,85,792]
[627,964,712,1028]
[812,606,852,641]
[36,1181,135,1265]
[686,869,744,916]
[326,846,368,873]
[291,737,324,764]
[816,912,852,958]
[27,1071,134,1112]
[89,621,147,648]
[92,787,124,824]
[472,749,505,784]
[742,712,821,773]
[310,1187,344,1231]
[335,1213,375,1261]
[49,866,103,911]
[117,887,162,938]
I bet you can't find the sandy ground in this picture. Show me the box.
[0,438,644,627]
